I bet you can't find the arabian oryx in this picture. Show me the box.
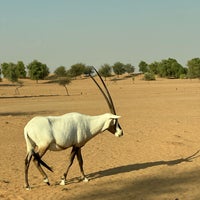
[24,67,123,190]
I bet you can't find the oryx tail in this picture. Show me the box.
[25,132,53,172]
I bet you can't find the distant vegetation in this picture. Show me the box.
[139,58,187,79]
[138,58,200,80]
[1,57,200,84]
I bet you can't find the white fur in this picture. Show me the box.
[24,112,122,153]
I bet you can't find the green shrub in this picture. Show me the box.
[144,72,156,81]
[179,74,187,79]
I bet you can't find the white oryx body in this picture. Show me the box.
[24,112,122,189]
[24,112,121,152]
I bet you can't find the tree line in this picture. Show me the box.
[0,60,134,83]
[139,58,200,80]
[1,57,200,83]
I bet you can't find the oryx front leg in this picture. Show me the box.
[76,148,88,182]
[60,146,77,185]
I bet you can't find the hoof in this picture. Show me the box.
[60,179,66,186]
[43,178,50,185]
[83,177,89,182]
[25,186,31,191]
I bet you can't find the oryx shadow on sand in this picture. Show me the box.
[68,150,200,200]
[87,150,200,180]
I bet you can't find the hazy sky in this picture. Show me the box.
[0,0,200,71]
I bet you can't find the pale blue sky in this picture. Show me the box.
[0,0,200,71]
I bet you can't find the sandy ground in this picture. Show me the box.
[0,76,200,200]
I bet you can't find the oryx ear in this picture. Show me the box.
[110,115,121,119]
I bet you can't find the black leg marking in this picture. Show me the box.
[33,147,50,186]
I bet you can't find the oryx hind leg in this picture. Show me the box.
[33,147,50,185]
[25,152,33,190]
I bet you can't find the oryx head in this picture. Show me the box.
[107,114,123,137]
[89,67,123,137]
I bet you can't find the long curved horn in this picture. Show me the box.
[89,67,116,114]
[89,73,114,113]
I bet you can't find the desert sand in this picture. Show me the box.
[0,76,200,200]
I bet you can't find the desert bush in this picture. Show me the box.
[179,74,187,79]
[144,72,156,81]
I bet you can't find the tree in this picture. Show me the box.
[149,62,159,74]
[124,64,135,74]
[1,62,18,83]
[157,60,168,77]
[1,62,25,94]
[69,63,86,79]
[187,58,200,79]
[54,66,67,77]
[139,61,148,73]
[58,77,71,96]
[83,66,93,76]
[1,62,10,78]
[98,64,112,80]
[8,63,18,83]
[15,80,24,95]
[171,62,185,78]
[112,62,125,77]
[27,60,49,83]
[157,58,185,78]
[16,61,26,78]
[2,61,26,80]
